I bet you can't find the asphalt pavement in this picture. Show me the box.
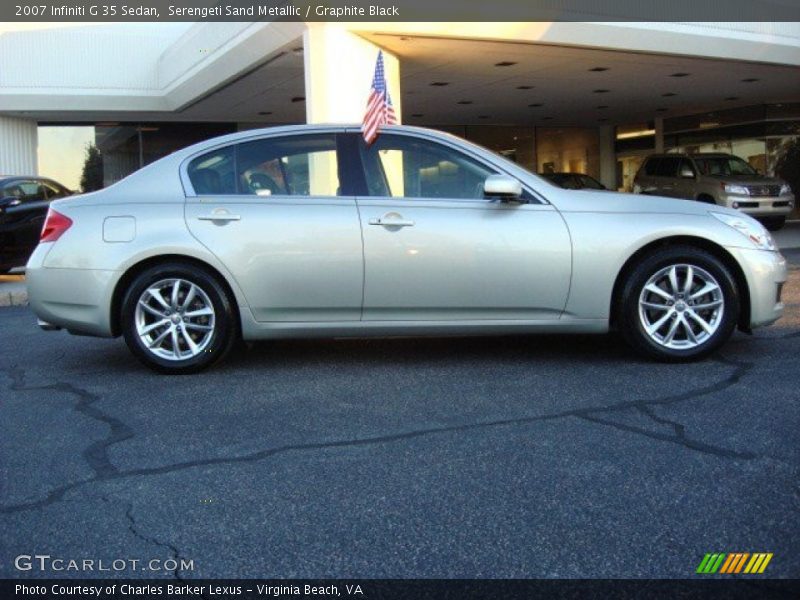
[0,251,798,580]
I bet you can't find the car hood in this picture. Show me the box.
[546,188,742,218]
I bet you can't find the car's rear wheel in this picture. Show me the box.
[617,246,739,361]
[121,262,237,374]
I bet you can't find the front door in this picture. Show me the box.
[352,133,572,321]
[184,133,364,322]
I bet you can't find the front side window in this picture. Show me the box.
[694,156,757,177]
[358,134,496,200]
[236,134,340,197]
[644,158,662,176]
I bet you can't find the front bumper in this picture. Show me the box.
[26,243,118,337]
[727,247,787,329]
[719,193,794,217]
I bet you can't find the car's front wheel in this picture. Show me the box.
[617,246,739,361]
[121,262,237,374]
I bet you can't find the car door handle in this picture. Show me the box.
[369,217,415,228]
[198,213,241,222]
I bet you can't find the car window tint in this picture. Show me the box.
[578,175,604,190]
[3,180,45,202]
[187,146,236,195]
[43,181,67,199]
[644,158,662,176]
[236,134,340,197]
[358,134,495,200]
[679,159,696,176]
[656,157,680,177]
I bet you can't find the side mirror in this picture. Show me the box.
[679,167,695,179]
[484,174,522,200]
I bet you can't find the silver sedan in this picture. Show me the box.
[26,125,787,373]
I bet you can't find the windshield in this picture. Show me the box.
[693,156,757,177]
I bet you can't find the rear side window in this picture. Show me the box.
[187,146,236,195]
[236,134,340,197]
[644,158,662,176]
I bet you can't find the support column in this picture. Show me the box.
[303,24,401,124]
[0,116,38,175]
[654,117,664,153]
[598,125,616,190]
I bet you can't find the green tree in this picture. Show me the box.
[79,144,104,192]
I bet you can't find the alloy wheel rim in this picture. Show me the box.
[638,264,724,350]
[134,278,216,361]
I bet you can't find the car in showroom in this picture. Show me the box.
[26,125,786,373]
[0,176,72,273]
[632,152,794,231]
[540,172,607,191]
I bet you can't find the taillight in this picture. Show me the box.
[40,208,73,242]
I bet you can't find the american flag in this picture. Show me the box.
[362,50,397,144]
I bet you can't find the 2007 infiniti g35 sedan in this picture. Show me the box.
[27,125,787,373]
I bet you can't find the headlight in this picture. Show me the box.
[780,183,791,196]
[723,183,749,195]
[711,212,776,251]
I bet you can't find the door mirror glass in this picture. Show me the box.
[484,174,522,199]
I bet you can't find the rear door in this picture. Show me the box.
[351,131,572,321]
[0,179,49,268]
[184,132,364,322]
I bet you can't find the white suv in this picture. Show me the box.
[633,153,794,230]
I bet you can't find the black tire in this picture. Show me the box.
[616,246,739,362]
[121,262,238,374]
[760,216,786,232]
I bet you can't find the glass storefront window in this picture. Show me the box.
[37,126,95,191]
[38,122,236,192]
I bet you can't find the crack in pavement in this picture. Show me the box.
[100,496,188,583]
[2,366,134,478]
[0,353,765,515]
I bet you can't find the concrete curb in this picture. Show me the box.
[0,281,28,307]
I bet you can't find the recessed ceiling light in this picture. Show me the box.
[670,72,690,77]
[725,96,740,101]
[741,78,760,83]
[596,105,608,109]
[593,89,610,94]
[430,82,449,86]
[516,85,534,90]
[662,92,676,97]
[528,103,543,108]
[589,67,609,72]
[291,96,305,103]
[494,61,517,67]
[457,100,473,105]
[411,113,424,117]
[257,111,272,115]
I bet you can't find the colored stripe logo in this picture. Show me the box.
[696,552,773,574]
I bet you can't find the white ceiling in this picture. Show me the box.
[28,34,800,128]
[363,34,800,127]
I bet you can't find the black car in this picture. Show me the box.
[541,172,607,191]
[0,176,72,273]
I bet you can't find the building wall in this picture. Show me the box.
[0,116,37,175]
